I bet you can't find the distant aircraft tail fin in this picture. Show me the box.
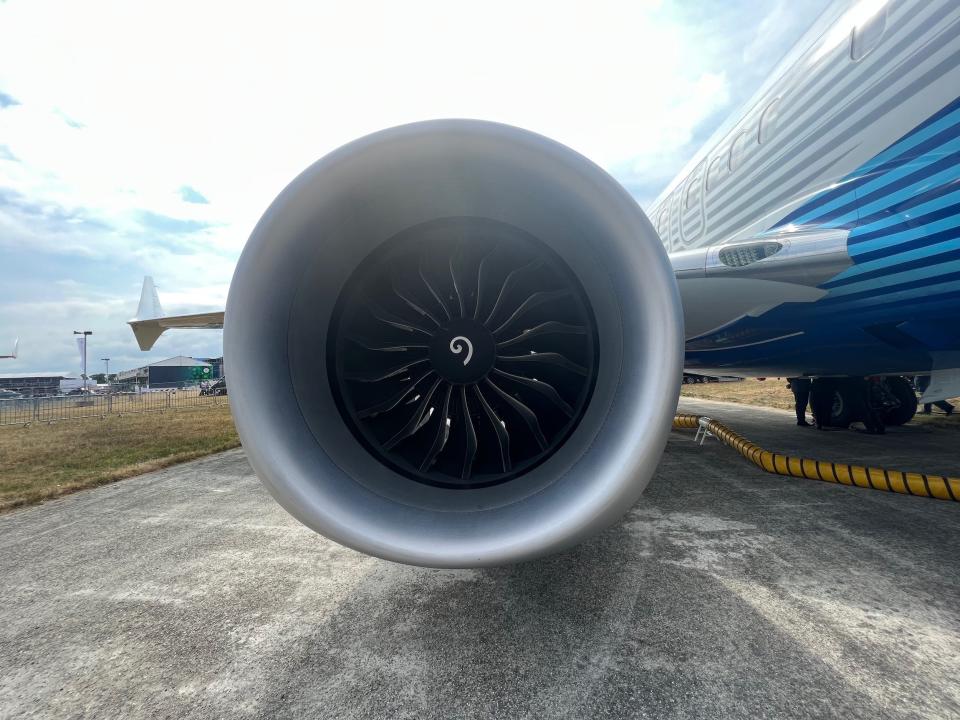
[136,276,164,320]
[128,276,225,351]
[130,276,167,350]
[0,338,17,359]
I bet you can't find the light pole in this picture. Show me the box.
[73,330,93,392]
[101,357,110,379]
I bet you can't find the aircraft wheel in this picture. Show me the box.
[884,376,918,426]
[811,378,855,428]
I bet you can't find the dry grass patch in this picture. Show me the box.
[681,378,960,430]
[681,379,796,411]
[0,405,239,512]
[4,380,954,513]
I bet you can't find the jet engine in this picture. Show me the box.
[224,120,683,567]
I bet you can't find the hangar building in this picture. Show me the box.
[115,356,214,388]
[0,373,67,397]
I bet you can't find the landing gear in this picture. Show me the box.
[882,376,918,426]
[810,375,917,430]
[810,378,853,428]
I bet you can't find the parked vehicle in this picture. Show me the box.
[200,379,227,397]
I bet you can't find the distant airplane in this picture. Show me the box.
[0,338,18,359]
[128,277,224,351]
[129,0,960,568]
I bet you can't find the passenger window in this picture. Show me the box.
[706,156,723,191]
[758,97,781,145]
[728,130,751,171]
[851,5,886,61]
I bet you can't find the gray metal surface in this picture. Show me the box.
[670,227,851,286]
[225,120,683,567]
[2,397,958,719]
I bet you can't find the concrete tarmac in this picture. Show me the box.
[1,398,958,719]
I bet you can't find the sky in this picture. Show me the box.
[0,0,833,376]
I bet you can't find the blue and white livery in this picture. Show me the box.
[650,0,960,401]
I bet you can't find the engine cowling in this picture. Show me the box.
[224,120,683,567]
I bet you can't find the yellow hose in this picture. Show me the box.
[672,414,960,502]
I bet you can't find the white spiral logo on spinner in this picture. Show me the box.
[449,336,474,366]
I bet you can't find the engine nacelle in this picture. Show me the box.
[224,120,683,567]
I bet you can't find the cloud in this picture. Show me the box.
[179,185,209,204]
[0,0,829,373]
[0,187,114,257]
[54,108,84,128]
[0,90,19,108]
[610,71,732,207]
[137,210,211,236]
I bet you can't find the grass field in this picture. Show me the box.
[0,404,239,512]
[2,380,955,513]
[681,378,960,429]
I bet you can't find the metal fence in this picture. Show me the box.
[0,384,228,427]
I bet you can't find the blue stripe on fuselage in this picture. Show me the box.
[684,96,960,376]
[777,96,960,226]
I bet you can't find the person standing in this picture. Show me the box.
[787,377,812,427]
[859,377,887,434]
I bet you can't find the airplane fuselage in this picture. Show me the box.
[649,0,960,379]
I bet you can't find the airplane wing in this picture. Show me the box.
[128,277,224,351]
